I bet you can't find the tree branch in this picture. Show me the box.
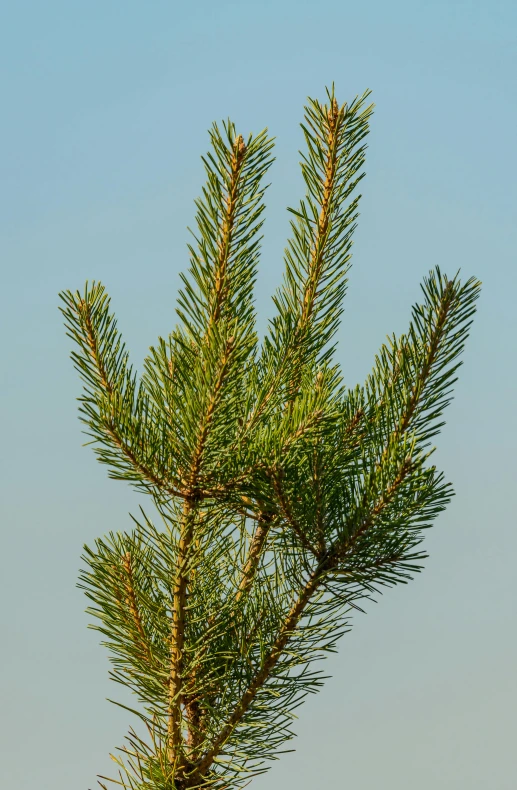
[121,552,154,664]
[399,280,456,434]
[78,298,184,499]
[300,98,342,328]
[336,455,415,561]
[235,511,274,602]
[188,453,414,784]
[168,138,247,774]
[209,135,247,329]
[187,561,324,786]
[168,500,196,766]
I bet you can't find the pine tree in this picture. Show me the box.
[60,87,480,790]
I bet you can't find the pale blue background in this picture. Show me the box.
[1,1,516,788]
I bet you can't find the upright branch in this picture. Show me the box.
[166,127,275,776]
[168,336,234,765]
[268,88,373,412]
[211,135,247,327]
[299,98,342,332]
[233,91,373,604]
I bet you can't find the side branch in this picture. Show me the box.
[399,280,456,434]
[105,418,183,498]
[188,562,325,785]
[122,552,148,649]
[235,511,274,602]
[77,299,184,498]
[368,279,458,476]
[189,454,414,783]
[121,552,155,667]
[338,455,415,560]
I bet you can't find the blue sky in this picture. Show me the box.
[1,1,516,788]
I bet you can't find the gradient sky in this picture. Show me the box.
[1,1,516,788]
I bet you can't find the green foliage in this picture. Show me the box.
[60,86,480,790]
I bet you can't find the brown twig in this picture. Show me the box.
[235,511,274,602]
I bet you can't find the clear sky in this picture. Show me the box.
[1,1,516,788]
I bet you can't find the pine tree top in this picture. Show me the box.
[60,86,480,790]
